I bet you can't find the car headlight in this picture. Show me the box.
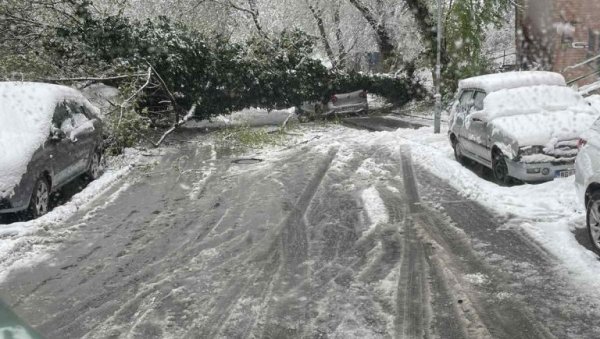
[519,146,544,156]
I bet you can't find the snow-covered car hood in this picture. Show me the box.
[490,110,598,158]
[477,85,599,158]
[0,82,96,199]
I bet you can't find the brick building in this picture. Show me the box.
[517,0,600,86]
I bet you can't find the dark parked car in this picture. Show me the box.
[0,82,104,218]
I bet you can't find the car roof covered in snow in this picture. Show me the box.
[458,71,566,93]
[0,81,88,103]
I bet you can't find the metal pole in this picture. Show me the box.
[434,0,443,134]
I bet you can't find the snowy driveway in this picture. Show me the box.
[1,124,600,338]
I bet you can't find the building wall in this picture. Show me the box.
[552,0,600,84]
[517,0,600,86]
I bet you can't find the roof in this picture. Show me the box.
[483,85,589,121]
[458,71,566,93]
[0,81,84,100]
[0,81,101,116]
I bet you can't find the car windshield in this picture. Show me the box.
[4,1,600,338]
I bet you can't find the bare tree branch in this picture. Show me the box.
[305,0,336,67]
[347,0,395,61]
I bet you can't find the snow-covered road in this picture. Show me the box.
[1,122,600,338]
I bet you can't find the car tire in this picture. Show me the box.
[452,138,465,164]
[86,150,103,181]
[492,151,511,185]
[28,177,50,219]
[587,191,600,253]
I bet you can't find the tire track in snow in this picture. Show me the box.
[259,147,338,338]
[399,145,556,339]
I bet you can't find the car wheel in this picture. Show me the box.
[452,138,465,164]
[492,151,511,185]
[587,191,600,252]
[87,151,103,180]
[28,177,50,218]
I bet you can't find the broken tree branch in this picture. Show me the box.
[40,73,148,82]
[145,62,183,123]
[152,104,198,147]
[280,111,294,132]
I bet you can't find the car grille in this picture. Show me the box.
[543,140,578,160]
[550,159,575,166]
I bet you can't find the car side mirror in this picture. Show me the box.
[50,128,66,141]
[470,111,487,123]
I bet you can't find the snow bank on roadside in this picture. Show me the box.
[394,127,579,219]
[359,126,600,289]
[185,107,296,129]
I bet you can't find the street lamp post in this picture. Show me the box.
[434,0,443,134]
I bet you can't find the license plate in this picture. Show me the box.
[555,169,575,178]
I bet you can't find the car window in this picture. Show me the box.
[52,101,73,132]
[473,91,486,111]
[68,102,91,128]
[457,90,475,112]
[80,104,98,120]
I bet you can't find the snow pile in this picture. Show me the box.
[0,82,98,198]
[585,95,600,112]
[185,107,296,129]
[367,94,391,110]
[361,186,388,233]
[459,71,566,93]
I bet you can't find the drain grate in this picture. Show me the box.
[232,158,263,165]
